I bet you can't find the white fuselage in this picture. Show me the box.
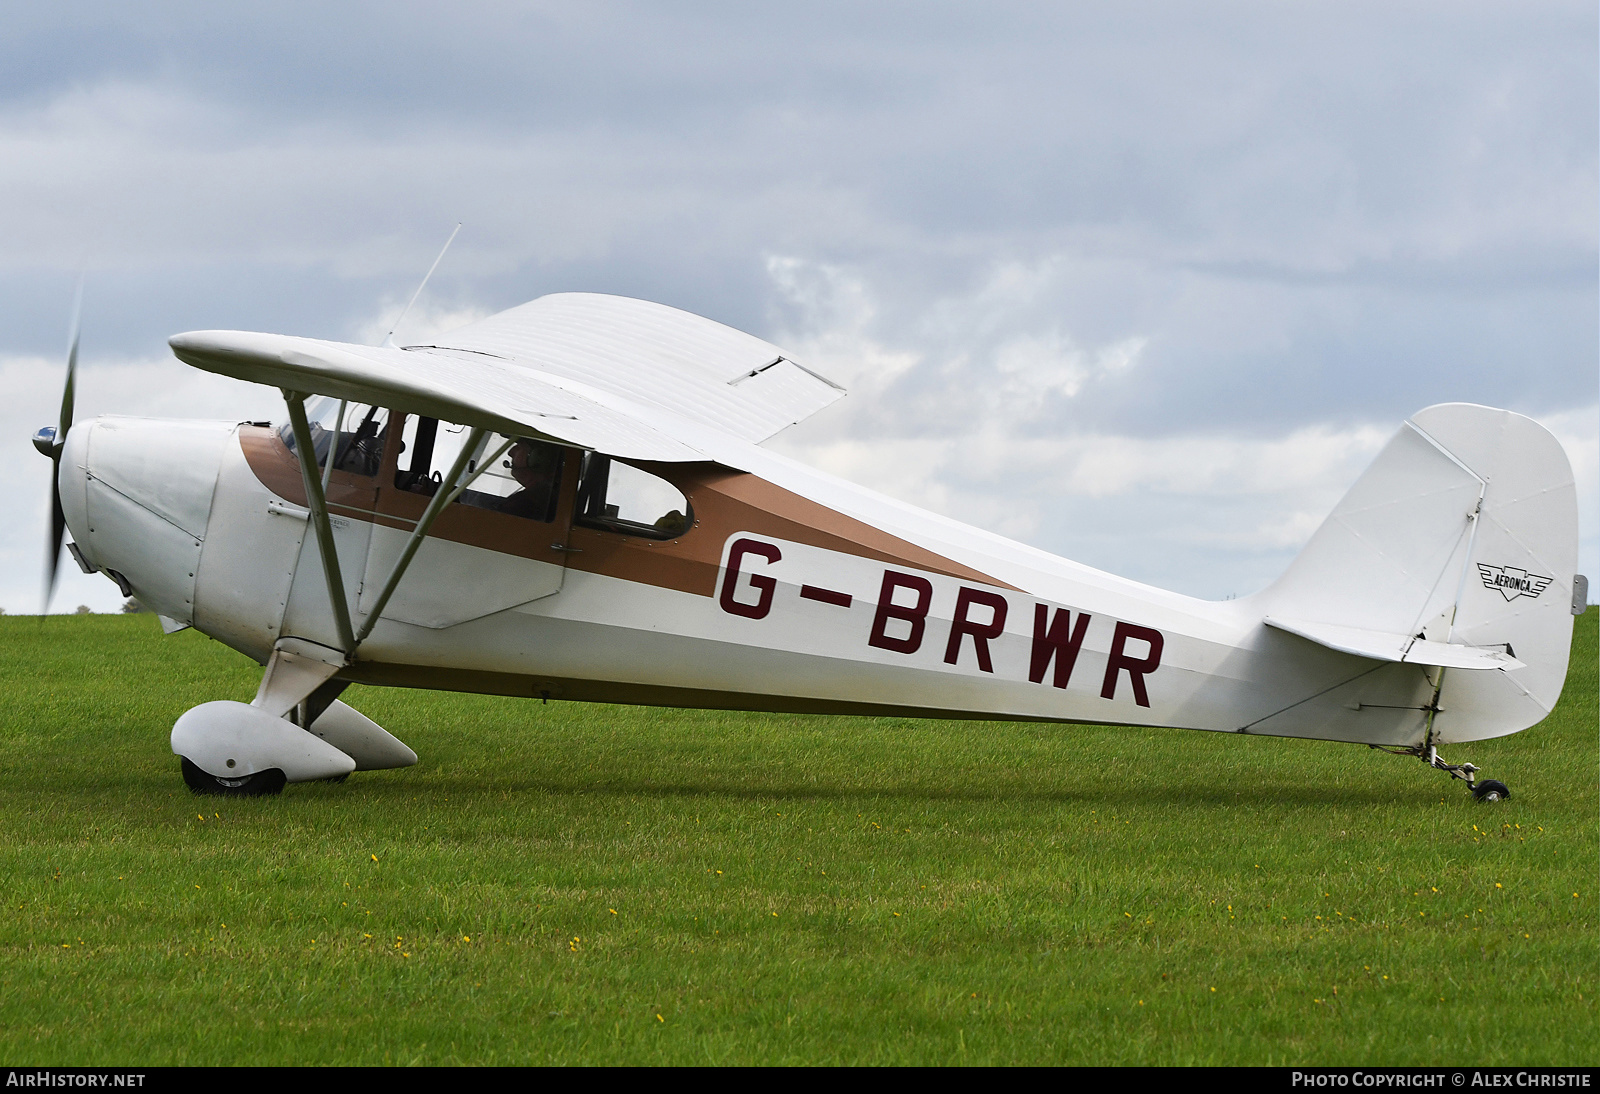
[60,413,1561,750]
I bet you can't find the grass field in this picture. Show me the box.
[0,610,1594,1065]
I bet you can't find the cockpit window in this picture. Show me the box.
[395,415,565,523]
[276,398,390,478]
[575,454,691,539]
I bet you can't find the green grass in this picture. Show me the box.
[0,610,1594,1065]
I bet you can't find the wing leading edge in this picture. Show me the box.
[169,292,845,462]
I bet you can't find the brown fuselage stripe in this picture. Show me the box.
[239,421,1015,597]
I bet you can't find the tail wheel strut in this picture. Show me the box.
[1368,743,1510,802]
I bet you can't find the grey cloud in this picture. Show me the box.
[0,2,1591,604]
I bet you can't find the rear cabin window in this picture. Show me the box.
[575,454,691,539]
[395,415,565,523]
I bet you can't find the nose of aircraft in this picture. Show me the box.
[55,416,237,622]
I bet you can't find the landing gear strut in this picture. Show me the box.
[1369,743,1510,802]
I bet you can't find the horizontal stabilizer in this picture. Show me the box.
[1265,616,1524,671]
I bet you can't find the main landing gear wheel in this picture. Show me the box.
[1471,779,1511,803]
[180,756,287,797]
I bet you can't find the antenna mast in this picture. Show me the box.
[381,222,462,348]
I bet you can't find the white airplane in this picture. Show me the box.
[34,292,1585,801]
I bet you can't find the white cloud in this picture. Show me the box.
[0,5,1590,608]
[763,255,919,394]
[352,297,495,349]
[763,258,1596,596]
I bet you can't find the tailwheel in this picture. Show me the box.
[1369,743,1506,802]
[1471,779,1511,803]
[180,756,286,797]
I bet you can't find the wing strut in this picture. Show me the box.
[283,391,357,658]
[279,394,519,659]
[352,428,513,645]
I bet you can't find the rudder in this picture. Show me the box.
[1263,403,1579,743]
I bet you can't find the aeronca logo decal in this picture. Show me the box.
[716,534,1166,708]
[1476,564,1553,603]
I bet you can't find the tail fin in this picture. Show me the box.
[1263,403,1579,742]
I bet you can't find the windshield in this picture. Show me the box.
[276,398,391,477]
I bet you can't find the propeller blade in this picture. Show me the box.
[59,279,81,439]
[43,277,83,614]
[44,466,65,614]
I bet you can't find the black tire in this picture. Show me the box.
[1472,779,1511,803]
[180,756,287,797]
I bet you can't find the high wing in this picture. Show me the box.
[169,292,845,461]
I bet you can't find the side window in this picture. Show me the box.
[575,454,691,539]
[277,398,391,477]
[394,416,565,523]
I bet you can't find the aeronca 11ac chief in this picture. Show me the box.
[33,289,1585,801]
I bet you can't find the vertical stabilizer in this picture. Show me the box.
[1263,403,1578,742]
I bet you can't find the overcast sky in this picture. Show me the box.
[2,1,1594,613]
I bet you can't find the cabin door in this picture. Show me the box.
[359,415,580,630]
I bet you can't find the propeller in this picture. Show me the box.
[35,282,81,613]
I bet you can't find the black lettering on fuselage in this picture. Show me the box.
[943,587,1008,671]
[1029,604,1091,688]
[869,570,933,654]
[1100,621,1164,707]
